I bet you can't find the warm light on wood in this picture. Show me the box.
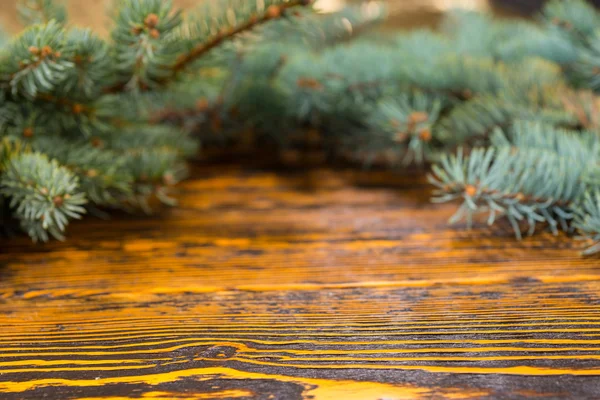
[1,162,598,398]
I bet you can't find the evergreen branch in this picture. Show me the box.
[1,152,86,241]
[260,2,387,49]
[170,0,311,74]
[353,91,442,165]
[35,92,91,113]
[0,20,73,98]
[574,191,600,255]
[30,136,134,206]
[435,94,577,146]
[0,137,28,167]
[541,0,599,43]
[17,0,67,26]
[108,0,182,91]
[61,28,111,99]
[429,145,591,239]
[490,120,600,162]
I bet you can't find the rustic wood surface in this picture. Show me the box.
[1,160,600,399]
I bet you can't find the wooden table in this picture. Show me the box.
[1,160,600,399]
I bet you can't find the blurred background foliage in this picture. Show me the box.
[0,0,581,35]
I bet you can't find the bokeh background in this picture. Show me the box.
[0,0,574,37]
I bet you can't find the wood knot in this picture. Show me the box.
[196,345,238,361]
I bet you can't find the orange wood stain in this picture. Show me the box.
[1,163,599,398]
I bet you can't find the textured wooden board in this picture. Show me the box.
[1,162,600,399]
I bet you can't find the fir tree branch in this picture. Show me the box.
[170,0,311,74]
[1,152,87,241]
[429,147,585,238]
[103,0,312,94]
[575,191,600,255]
[17,0,67,26]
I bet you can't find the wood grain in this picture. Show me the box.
[1,160,600,399]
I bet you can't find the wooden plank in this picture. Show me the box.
[1,162,599,399]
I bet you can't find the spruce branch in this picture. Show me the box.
[61,28,111,99]
[30,136,134,206]
[109,0,183,91]
[104,0,312,94]
[355,91,443,165]
[171,0,312,74]
[574,191,600,255]
[429,146,588,238]
[431,121,600,239]
[1,20,73,98]
[1,152,86,241]
[17,0,67,26]
[541,0,599,42]
[435,94,577,147]
[260,2,386,49]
